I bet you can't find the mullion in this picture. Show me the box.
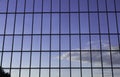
[0,49,120,52]
[105,0,114,77]
[19,0,26,77]
[59,0,61,77]
[0,33,119,36]
[10,0,18,76]
[78,0,82,77]
[69,0,72,77]
[2,67,120,69]
[49,0,52,77]
[87,0,93,77]
[39,0,44,77]
[96,0,104,77]
[0,0,9,69]
[1,11,120,14]
[113,0,120,53]
[29,0,35,77]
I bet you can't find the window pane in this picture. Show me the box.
[8,0,16,12]
[99,13,108,33]
[41,52,49,67]
[17,0,24,12]
[92,52,102,67]
[13,36,22,51]
[101,35,110,50]
[71,52,80,67]
[81,35,90,50]
[21,52,30,68]
[71,35,80,50]
[31,52,40,67]
[89,0,97,11]
[51,36,59,50]
[71,14,79,33]
[52,14,59,34]
[32,36,40,50]
[81,52,91,67]
[70,0,78,11]
[12,52,20,67]
[24,14,32,34]
[72,69,80,77]
[91,35,100,50]
[31,69,39,77]
[51,52,59,67]
[2,52,11,68]
[61,0,69,12]
[11,69,19,77]
[0,36,3,51]
[33,14,41,34]
[26,0,33,12]
[108,13,117,33]
[82,69,91,77]
[52,0,59,12]
[61,14,69,34]
[42,36,50,50]
[61,52,70,67]
[23,36,31,50]
[117,13,120,33]
[61,35,69,50]
[21,69,29,77]
[42,14,50,34]
[4,36,12,51]
[98,0,106,11]
[34,0,42,12]
[80,0,88,11]
[80,13,89,33]
[104,69,112,77]
[115,0,120,11]
[6,14,15,34]
[15,14,23,34]
[110,35,119,50]
[93,69,102,77]
[41,69,49,77]
[107,0,115,11]
[0,14,6,34]
[43,0,50,12]
[61,69,70,77]
[51,69,59,77]
[90,13,99,33]
[0,0,7,12]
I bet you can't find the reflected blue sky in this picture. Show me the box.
[0,0,120,77]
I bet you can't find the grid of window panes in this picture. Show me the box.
[0,0,120,77]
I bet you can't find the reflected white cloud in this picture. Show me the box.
[60,41,120,65]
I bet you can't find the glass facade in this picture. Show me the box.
[0,0,120,77]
